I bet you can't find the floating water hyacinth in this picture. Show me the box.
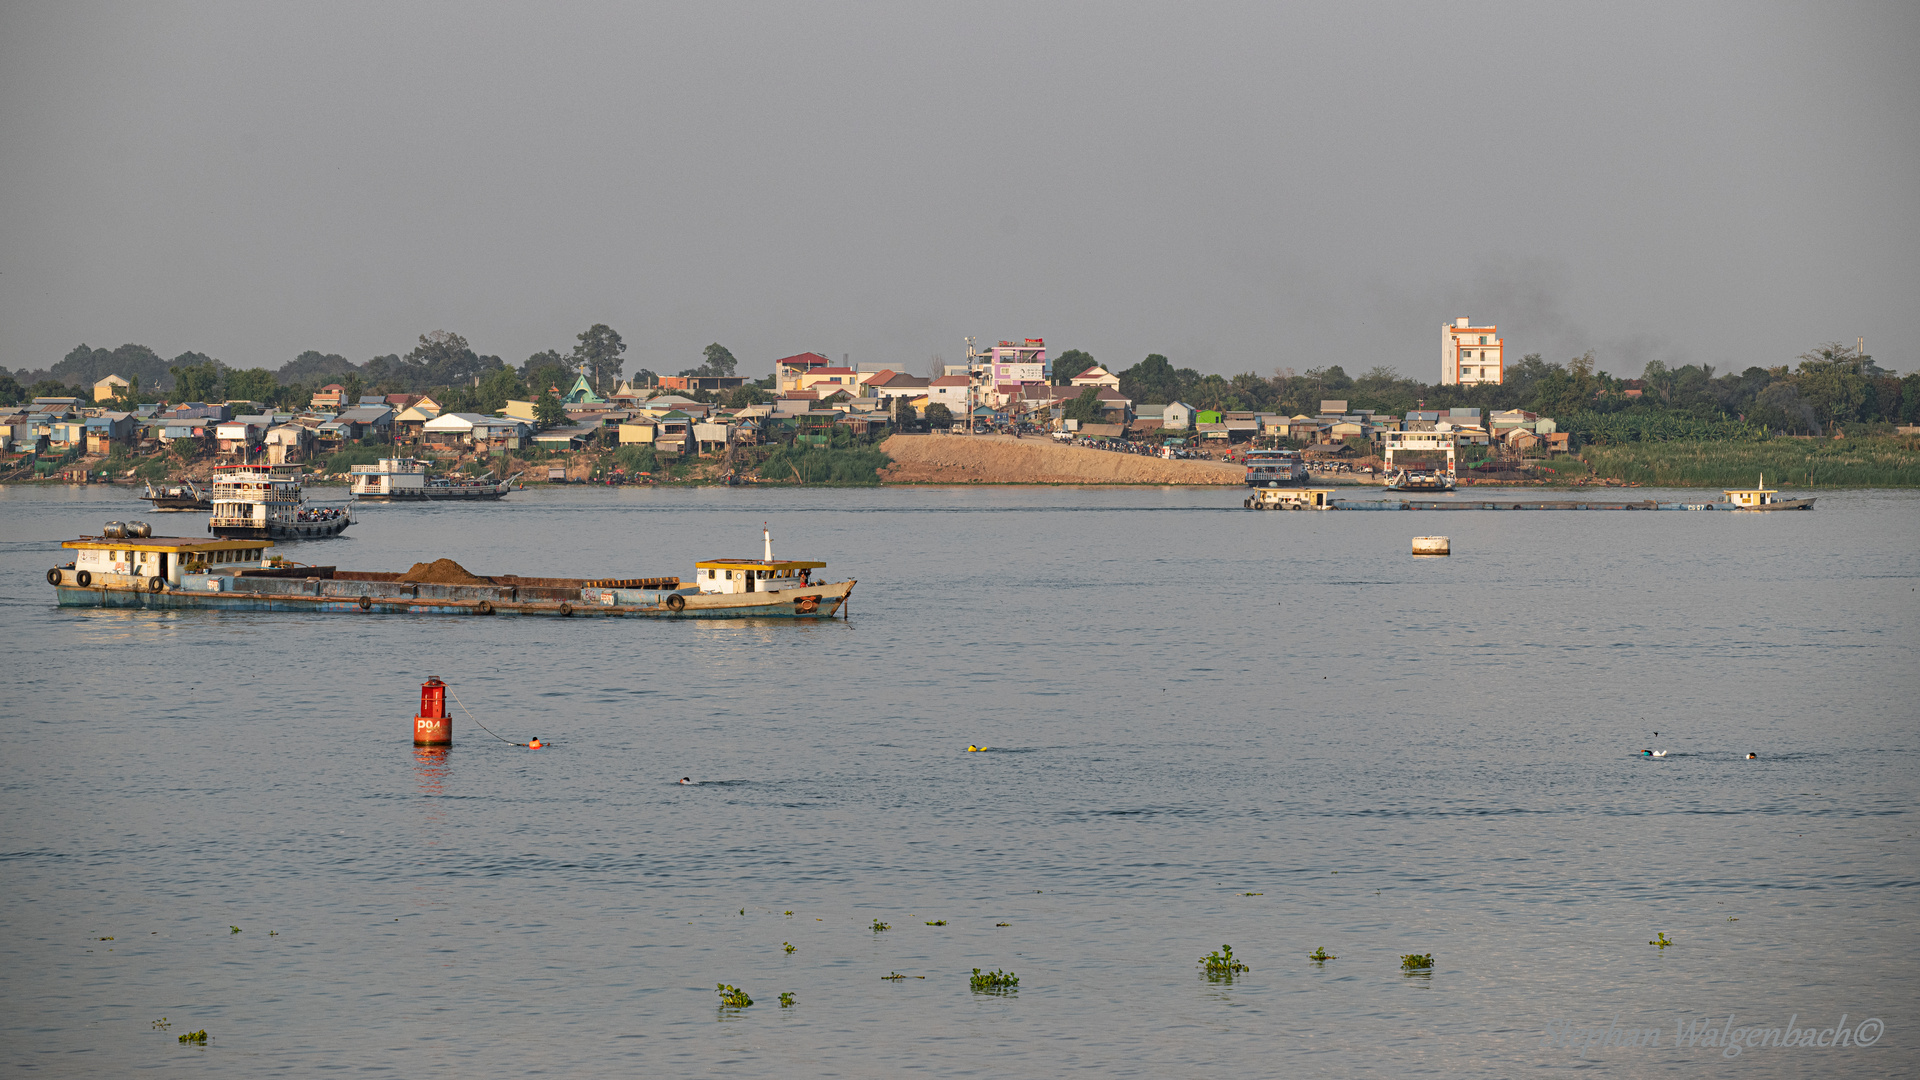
[870,919,890,933]
[1400,953,1434,971]
[1200,944,1249,979]
[970,968,1019,992]
[715,983,753,1008]
[1650,933,1673,948]
[178,1030,209,1044]
[1309,947,1335,962]
[778,992,795,1007]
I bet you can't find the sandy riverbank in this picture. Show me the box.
[878,433,1246,485]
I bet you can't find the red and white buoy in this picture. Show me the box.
[414,677,451,745]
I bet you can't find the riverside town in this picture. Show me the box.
[4,322,1917,491]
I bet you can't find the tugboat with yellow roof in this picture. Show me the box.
[1721,474,1815,511]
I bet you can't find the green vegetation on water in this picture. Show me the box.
[1582,435,1920,488]
[1199,944,1249,980]
[1401,953,1434,971]
[969,968,1019,992]
[715,983,753,1008]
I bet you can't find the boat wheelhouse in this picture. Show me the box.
[695,558,828,594]
[1722,475,1816,511]
[1245,487,1337,510]
[51,531,271,592]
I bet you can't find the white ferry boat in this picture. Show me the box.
[209,463,351,540]
[349,458,520,501]
[1242,448,1307,487]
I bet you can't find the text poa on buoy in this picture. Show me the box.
[414,677,451,746]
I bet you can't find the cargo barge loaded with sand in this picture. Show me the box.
[46,525,854,618]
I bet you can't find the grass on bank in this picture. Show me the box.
[760,443,891,485]
[1580,435,1920,488]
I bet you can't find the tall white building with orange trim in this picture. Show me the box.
[1442,317,1503,386]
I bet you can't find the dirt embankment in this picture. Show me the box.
[879,434,1244,485]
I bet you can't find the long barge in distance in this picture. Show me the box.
[46,526,855,618]
[1247,477,1814,511]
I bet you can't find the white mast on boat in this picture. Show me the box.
[764,523,772,563]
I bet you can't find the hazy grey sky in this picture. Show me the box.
[3,1,1915,382]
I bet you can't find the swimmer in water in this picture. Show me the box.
[1747,752,1758,760]
[679,777,693,784]
[528,736,543,749]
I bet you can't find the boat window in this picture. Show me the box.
[725,570,733,580]
[707,569,715,579]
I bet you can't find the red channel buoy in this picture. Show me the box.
[413,677,451,746]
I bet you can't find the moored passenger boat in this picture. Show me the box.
[1242,448,1307,487]
[348,458,520,501]
[47,526,854,618]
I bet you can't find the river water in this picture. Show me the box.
[1,484,1915,1077]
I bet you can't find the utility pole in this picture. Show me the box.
[963,337,975,434]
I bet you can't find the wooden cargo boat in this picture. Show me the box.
[139,479,212,512]
[46,526,853,618]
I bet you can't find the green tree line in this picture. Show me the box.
[1058,343,1916,441]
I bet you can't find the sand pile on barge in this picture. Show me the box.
[398,559,494,585]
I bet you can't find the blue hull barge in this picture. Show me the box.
[1324,496,1811,511]
[47,525,855,618]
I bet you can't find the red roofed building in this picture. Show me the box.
[774,352,834,392]
[927,375,971,414]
